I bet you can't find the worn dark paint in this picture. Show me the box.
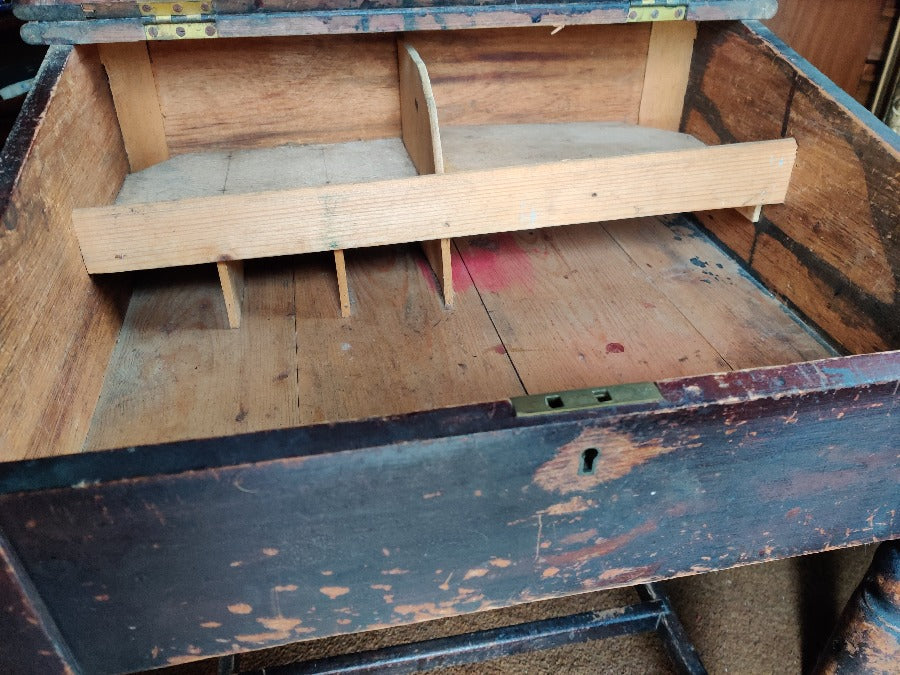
[16,1,779,44]
[814,540,900,673]
[0,354,896,673]
[0,530,80,674]
[0,45,68,224]
[682,21,900,353]
[13,0,777,22]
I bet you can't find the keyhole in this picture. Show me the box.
[580,448,599,475]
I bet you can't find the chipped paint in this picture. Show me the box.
[489,558,512,568]
[319,586,350,599]
[533,427,682,494]
[262,548,279,556]
[545,521,657,568]
[257,617,301,631]
[463,568,488,580]
[227,603,252,615]
[542,495,595,516]
[541,566,559,578]
[561,528,598,545]
[200,621,221,628]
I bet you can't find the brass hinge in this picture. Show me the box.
[138,1,218,40]
[626,1,688,22]
[511,381,663,417]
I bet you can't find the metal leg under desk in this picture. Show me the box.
[229,582,707,675]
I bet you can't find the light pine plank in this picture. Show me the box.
[98,42,169,172]
[603,216,832,370]
[440,122,704,171]
[333,249,351,318]
[84,263,300,451]
[148,35,402,155]
[398,41,443,175]
[73,138,798,274]
[734,204,763,223]
[294,247,524,425]
[0,47,129,461]
[217,260,244,329]
[409,25,651,127]
[420,238,454,307]
[638,21,697,131]
[399,41,453,306]
[455,224,730,392]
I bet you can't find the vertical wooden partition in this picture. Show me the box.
[0,46,129,461]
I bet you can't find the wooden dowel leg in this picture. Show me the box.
[216,260,244,329]
[334,249,351,318]
[421,238,454,307]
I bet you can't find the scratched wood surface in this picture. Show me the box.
[87,211,829,450]
[2,354,896,673]
[0,46,128,462]
[408,25,650,128]
[148,35,402,155]
[683,21,899,354]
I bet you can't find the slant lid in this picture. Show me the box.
[16,0,778,44]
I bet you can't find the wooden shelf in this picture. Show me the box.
[70,38,796,328]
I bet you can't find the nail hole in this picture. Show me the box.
[414,98,419,111]
[545,395,564,409]
[592,389,612,403]
[580,448,599,475]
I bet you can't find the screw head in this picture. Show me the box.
[148,25,158,36]
[650,8,659,18]
[141,3,151,11]
[175,25,186,36]
[674,7,684,18]
[628,9,637,19]
[205,24,216,35]
[200,2,209,10]
[172,2,182,11]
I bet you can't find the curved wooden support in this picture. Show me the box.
[399,41,454,308]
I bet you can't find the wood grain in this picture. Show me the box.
[765,0,884,95]
[398,42,443,176]
[639,21,697,131]
[217,260,244,329]
[72,138,798,273]
[408,25,651,127]
[98,41,168,172]
[603,216,831,370]
[398,41,452,306]
[683,21,899,353]
[294,247,524,426]
[333,249,351,318]
[455,224,730,393]
[0,45,128,461]
[84,263,301,451]
[148,35,402,155]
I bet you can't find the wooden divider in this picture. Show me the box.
[399,41,454,307]
[83,29,799,325]
[72,138,797,274]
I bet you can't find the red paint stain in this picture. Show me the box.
[785,507,802,520]
[605,342,625,354]
[493,344,507,355]
[457,233,534,293]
